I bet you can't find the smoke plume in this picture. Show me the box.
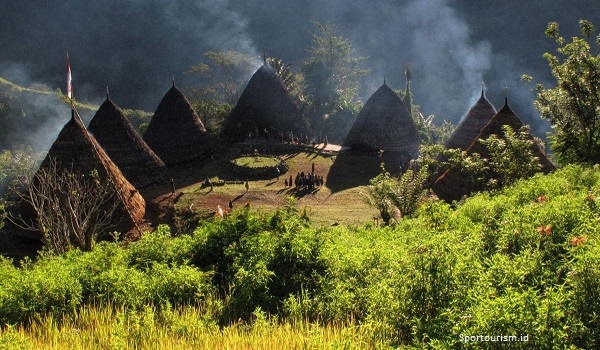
[1,0,598,151]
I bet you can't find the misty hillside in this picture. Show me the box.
[1,1,598,151]
[0,78,150,151]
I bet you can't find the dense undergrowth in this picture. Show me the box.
[2,164,600,348]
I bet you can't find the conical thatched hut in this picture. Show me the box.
[37,110,146,233]
[220,64,309,142]
[444,89,497,151]
[88,96,167,188]
[143,84,210,165]
[433,97,555,202]
[343,82,420,155]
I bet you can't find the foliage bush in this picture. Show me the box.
[4,165,600,348]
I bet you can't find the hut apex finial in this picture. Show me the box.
[383,76,386,85]
[172,76,175,87]
[106,86,110,99]
[481,82,485,96]
[405,64,412,82]
[504,87,509,104]
[263,53,267,65]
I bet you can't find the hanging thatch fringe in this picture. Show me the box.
[144,85,211,165]
[88,97,167,188]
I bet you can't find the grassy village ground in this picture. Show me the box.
[141,143,381,231]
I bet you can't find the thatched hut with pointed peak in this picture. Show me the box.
[37,110,146,233]
[343,82,420,155]
[143,83,210,165]
[433,97,555,202]
[88,95,167,188]
[444,87,497,151]
[220,63,309,142]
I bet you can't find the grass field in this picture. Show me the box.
[0,305,384,350]
[146,148,381,229]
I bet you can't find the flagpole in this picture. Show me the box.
[66,52,73,101]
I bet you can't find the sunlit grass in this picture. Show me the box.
[0,305,391,350]
[231,155,281,168]
[175,152,378,227]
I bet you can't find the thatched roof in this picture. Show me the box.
[220,64,309,142]
[143,84,210,165]
[38,111,146,233]
[444,90,496,151]
[433,97,555,202]
[88,96,167,188]
[343,82,420,154]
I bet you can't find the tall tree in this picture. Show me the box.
[302,21,367,136]
[188,51,257,105]
[526,20,600,164]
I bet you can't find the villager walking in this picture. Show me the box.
[229,200,233,210]
[170,178,175,196]
[245,180,249,192]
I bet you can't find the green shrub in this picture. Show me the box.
[0,256,82,325]
[128,225,195,269]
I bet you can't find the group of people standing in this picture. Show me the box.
[290,171,324,190]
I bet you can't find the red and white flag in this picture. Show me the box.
[66,53,73,99]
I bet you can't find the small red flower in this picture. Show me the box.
[537,195,547,203]
[537,225,552,236]
[572,235,587,246]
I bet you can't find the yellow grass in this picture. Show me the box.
[0,305,393,350]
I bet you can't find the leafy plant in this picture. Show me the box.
[365,163,429,224]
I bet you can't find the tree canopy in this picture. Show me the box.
[527,19,600,164]
[302,21,368,137]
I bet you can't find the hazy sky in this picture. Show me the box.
[1,0,596,139]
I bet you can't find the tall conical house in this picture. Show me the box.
[37,110,146,233]
[343,82,420,154]
[220,63,309,142]
[433,97,555,202]
[88,95,167,188]
[444,87,497,151]
[143,83,210,165]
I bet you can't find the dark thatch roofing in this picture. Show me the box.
[220,64,309,142]
[343,82,420,154]
[344,82,421,154]
[38,111,146,233]
[444,90,497,151]
[143,84,210,165]
[433,97,556,202]
[88,96,167,188]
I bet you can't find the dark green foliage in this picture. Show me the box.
[302,21,367,139]
[192,204,325,321]
[4,165,600,347]
[365,163,429,225]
